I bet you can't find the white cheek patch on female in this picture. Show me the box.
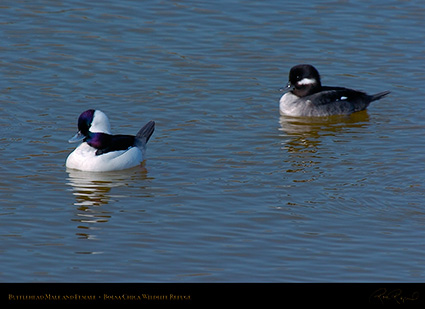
[297,78,316,86]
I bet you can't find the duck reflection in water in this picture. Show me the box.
[66,166,150,240]
[279,111,370,149]
[278,111,370,182]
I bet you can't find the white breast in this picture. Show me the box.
[66,143,143,172]
[279,92,310,117]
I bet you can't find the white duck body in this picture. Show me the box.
[66,109,154,172]
[66,142,143,172]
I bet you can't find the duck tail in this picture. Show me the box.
[371,90,390,101]
[135,120,155,150]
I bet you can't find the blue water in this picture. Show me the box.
[0,0,424,282]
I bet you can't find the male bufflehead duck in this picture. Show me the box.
[279,64,390,117]
[66,109,155,172]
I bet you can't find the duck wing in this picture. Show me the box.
[88,133,135,156]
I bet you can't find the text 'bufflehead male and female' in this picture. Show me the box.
[279,64,390,117]
[66,109,155,172]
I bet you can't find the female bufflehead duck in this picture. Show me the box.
[279,64,390,117]
[66,109,155,172]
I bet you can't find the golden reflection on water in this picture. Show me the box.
[279,111,370,138]
[278,112,370,183]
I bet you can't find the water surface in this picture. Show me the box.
[0,0,424,282]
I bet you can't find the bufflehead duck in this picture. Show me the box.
[279,64,390,117]
[66,109,155,172]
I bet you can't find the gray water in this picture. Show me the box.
[1,0,424,282]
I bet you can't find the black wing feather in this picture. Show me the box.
[312,87,368,106]
[87,133,135,156]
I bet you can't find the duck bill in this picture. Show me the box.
[280,81,294,92]
[68,131,85,143]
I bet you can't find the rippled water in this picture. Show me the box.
[1,0,424,282]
